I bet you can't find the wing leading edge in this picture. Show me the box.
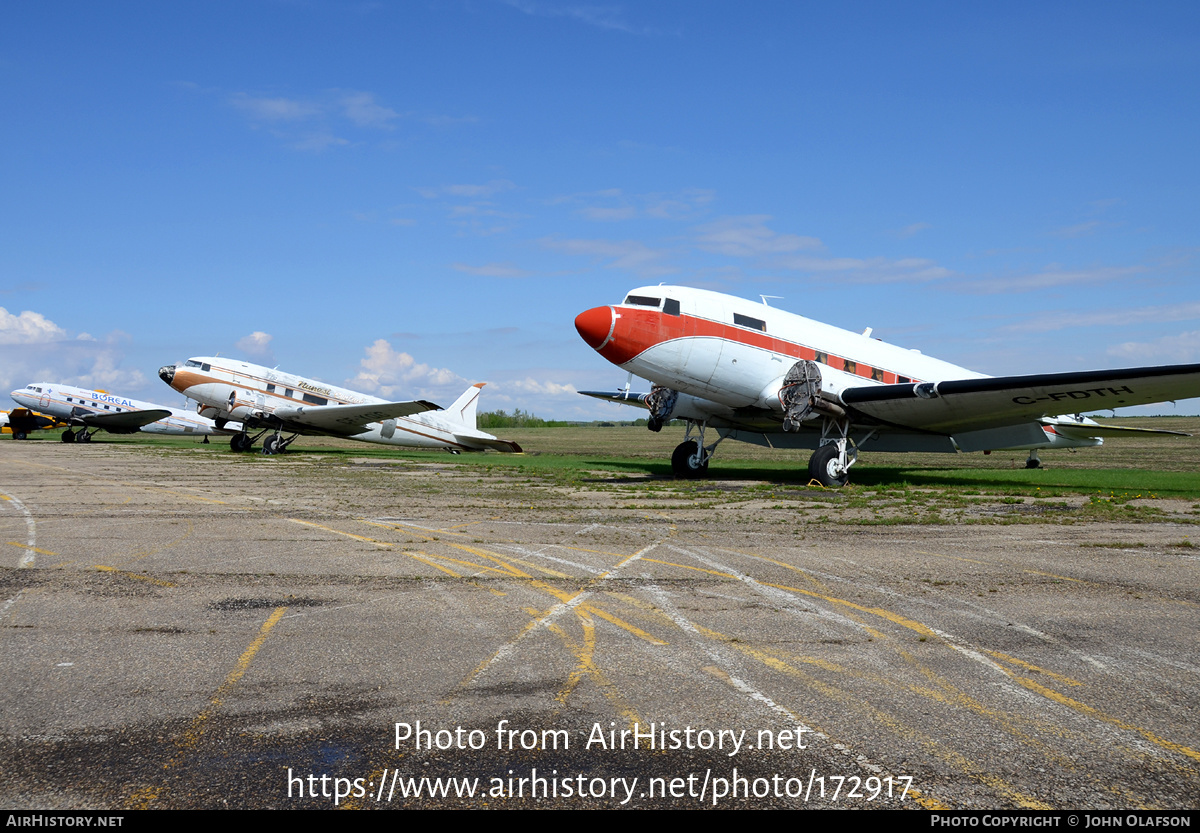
[76,409,172,434]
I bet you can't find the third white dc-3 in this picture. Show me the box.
[575,285,1199,486]
[158,357,522,455]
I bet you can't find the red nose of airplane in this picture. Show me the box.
[574,306,615,349]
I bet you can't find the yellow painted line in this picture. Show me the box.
[999,668,1200,763]
[7,542,55,557]
[643,556,937,639]
[289,518,391,547]
[128,606,288,807]
[716,547,831,590]
[579,604,667,646]
[986,651,1083,687]
[698,623,1034,810]
[93,565,177,588]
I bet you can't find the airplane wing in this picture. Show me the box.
[74,409,171,434]
[272,400,442,434]
[840,363,1200,435]
[579,390,650,409]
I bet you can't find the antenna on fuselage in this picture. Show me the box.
[760,295,782,307]
[862,327,873,338]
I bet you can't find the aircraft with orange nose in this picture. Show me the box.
[575,285,1197,486]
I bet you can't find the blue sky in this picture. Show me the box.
[2,1,1198,419]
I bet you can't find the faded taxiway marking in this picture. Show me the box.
[0,492,38,568]
[127,605,289,808]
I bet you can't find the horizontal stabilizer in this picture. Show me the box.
[453,434,524,453]
[274,400,442,434]
[1050,422,1192,440]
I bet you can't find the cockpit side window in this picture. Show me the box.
[623,295,661,308]
[663,298,680,316]
[733,313,767,332]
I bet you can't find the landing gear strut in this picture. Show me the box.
[1025,450,1042,469]
[805,416,875,488]
[671,421,722,479]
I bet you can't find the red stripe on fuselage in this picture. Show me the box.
[596,307,915,385]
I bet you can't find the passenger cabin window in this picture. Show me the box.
[843,360,857,374]
[897,376,912,384]
[733,313,766,332]
[302,393,328,406]
[815,351,827,364]
[871,367,884,382]
[266,384,276,393]
[284,388,294,398]
[663,298,680,316]
[623,295,661,308]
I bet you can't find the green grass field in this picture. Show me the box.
[30,414,1200,503]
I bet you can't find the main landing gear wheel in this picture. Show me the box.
[75,431,91,443]
[230,433,253,453]
[263,435,282,455]
[671,440,709,479]
[61,430,75,443]
[13,431,26,441]
[808,444,848,488]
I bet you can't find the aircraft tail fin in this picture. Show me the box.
[446,383,486,428]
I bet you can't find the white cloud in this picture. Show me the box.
[891,222,932,239]
[1108,330,1200,364]
[695,216,821,258]
[339,91,399,128]
[501,0,652,34]
[0,311,144,395]
[417,180,516,199]
[557,188,715,222]
[0,308,67,344]
[961,265,1146,294]
[1005,302,1200,333]
[498,377,578,396]
[540,236,676,276]
[236,331,274,360]
[229,93,320,122]
[452,262,533,278]
[349,340,466,398]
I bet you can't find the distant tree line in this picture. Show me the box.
[478,409,570,428]
[477,409,654,429]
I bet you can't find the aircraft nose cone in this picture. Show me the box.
[575,306,615,350]
[158,365,176,384]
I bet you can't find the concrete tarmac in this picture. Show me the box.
[0,441,1197,809]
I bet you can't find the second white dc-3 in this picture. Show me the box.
[575,285,1199,486]
[158,357,522,455]
[10,383,231,442]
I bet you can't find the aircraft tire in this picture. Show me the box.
[671,440,708,479]
[262,436,278,455]
[14,431,26,441]
[808,445,848,487]
[230,434,250,453]
[76,432,91,443]
[62,430,74,443]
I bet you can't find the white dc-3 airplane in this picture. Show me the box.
[575,285,1200,486]
[9,383,231,443]
[157,357,522,455]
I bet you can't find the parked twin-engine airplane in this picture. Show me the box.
[575,286,1199,486]
[158,357,522,455]
[9,383,230,442]
[1,408,66,439]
